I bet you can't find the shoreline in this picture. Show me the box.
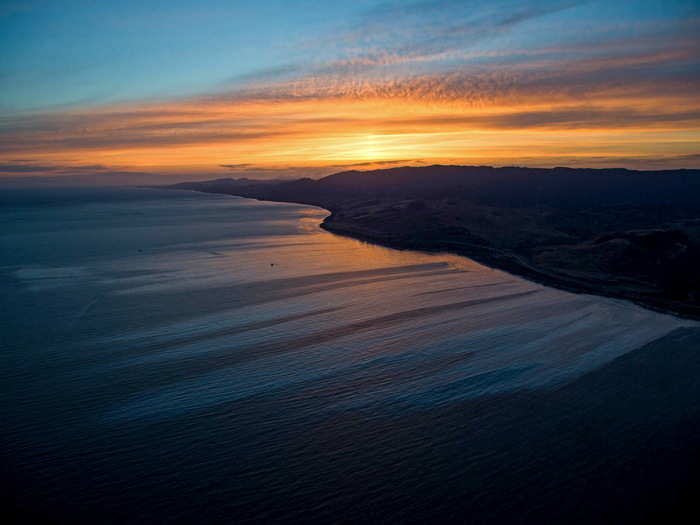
[169,187,700,321]
[318,211,699,321]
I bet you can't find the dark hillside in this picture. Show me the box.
[167,165,700,319]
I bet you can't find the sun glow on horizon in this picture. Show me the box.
[1,1,698,179]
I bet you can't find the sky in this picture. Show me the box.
[1,0,699,182]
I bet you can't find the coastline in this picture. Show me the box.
[319,212,700,320]
[168,186,700,321]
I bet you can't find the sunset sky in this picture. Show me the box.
[1,0,699,181]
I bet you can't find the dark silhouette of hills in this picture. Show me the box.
[167,165,700,319]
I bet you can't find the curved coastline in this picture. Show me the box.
[318,210,700,320]
[168,186,700,321]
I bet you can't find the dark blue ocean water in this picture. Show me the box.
[2,187,698,524]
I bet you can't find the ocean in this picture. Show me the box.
[2,187,698,524]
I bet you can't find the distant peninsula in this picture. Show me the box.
[164,165,700,320]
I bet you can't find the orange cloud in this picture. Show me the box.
[2,29,699,177]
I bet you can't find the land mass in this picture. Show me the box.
[164,165,700,319]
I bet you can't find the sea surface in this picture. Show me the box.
[2,187,699,524]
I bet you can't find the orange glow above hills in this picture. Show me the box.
[3,86,699,177]
[3,32,700,178]
[2,2,699,179]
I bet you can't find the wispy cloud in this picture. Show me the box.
[219,163,253,170]
[2,1,699,175]
[334,0,588,62]
[0,159,116,175]
[328,159,422,168]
